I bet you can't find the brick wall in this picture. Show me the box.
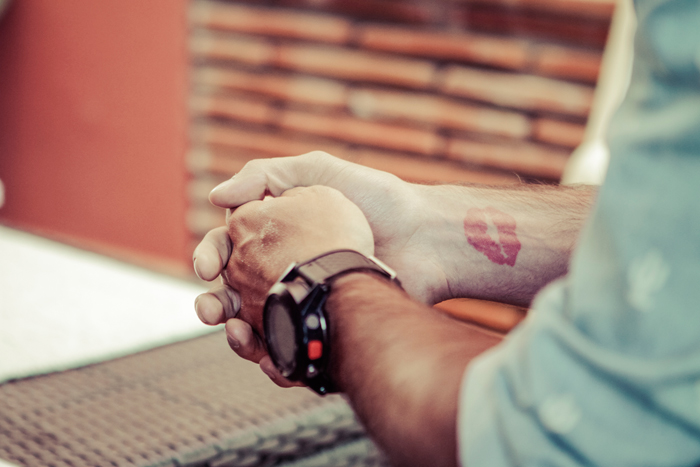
[187,0,613,249]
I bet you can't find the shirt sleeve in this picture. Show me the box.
[458,1,700,465]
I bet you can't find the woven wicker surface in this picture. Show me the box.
[0,332,387,467]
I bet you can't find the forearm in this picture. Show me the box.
[327,273,502,467]
[413,183,596,306]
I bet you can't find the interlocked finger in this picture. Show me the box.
[260,356,305,388]
[194,284,240,325]
[193,226,232,281]
[225,318,269,364]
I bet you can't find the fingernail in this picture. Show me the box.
[224,288,241,320]
[211,180,230,195]
[193,258,202,280]
[227,335,240,349]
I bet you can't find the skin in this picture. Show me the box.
[192,152,596,465]
[221,185,374,339]
[326,273,502,467]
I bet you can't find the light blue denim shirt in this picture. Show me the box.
[459,0,700,464]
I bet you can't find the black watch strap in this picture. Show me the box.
[296,250,397,286]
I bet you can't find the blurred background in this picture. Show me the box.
[0,1,191,274]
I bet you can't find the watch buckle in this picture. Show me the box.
[367,255,397,281]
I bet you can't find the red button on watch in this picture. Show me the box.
[307,340,323,360]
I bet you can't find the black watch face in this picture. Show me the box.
[266,297,297,375]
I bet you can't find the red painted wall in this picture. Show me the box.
[0,1,190,271]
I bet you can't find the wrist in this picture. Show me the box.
[410,184,482,303]
[417,183,594,306]
[325,271,408,392]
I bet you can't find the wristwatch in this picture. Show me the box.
[263,250,399,395]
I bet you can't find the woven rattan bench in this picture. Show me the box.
[0,332,387,467]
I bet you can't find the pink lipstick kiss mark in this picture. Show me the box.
[464,206,521,267]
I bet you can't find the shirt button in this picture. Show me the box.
[538,394,581,434]
[626,249,670,312]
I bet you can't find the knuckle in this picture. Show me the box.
[243,158,263,171]
[305,150,329,159]
[303,150,333,167]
